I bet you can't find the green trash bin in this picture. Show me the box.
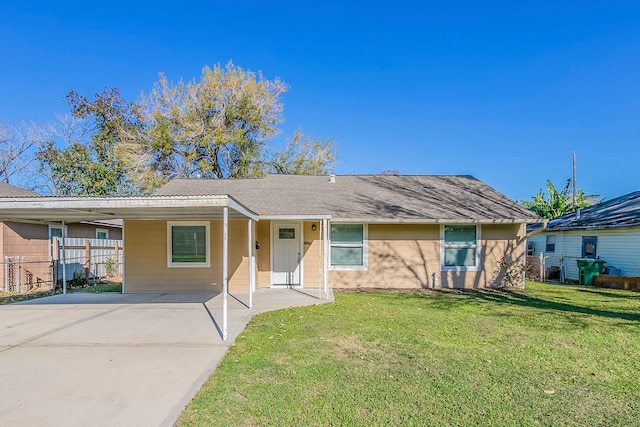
[577,259,607,285]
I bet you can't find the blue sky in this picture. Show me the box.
[1,1,639,201]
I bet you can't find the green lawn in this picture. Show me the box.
[177,282,640,426]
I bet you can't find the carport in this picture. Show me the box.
[0,194,258,341]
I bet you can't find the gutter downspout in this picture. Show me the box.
[525,219,549,239]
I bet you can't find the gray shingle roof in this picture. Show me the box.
[0,182,40,197]
[155,174,540,223]
[536,191,640,231]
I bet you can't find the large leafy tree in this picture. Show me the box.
[40,62,337,196]
[268,129,336,175]
[521,179,601,219]
[37,88,142,196]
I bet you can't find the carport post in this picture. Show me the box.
[248,219,254,308]
[61,220,67,295]
[323,218,329,299]
[222,206,229,341]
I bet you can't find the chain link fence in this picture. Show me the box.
[1,257,55,293]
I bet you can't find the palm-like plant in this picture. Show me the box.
[521,179,601,219]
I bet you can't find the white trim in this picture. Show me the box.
[167,221,211,268]
[95,228,109,239]
[440,224,481,272]
[329,223,368,271]
[261,214,332,221]
[322,218,329,297]
[270,221,304,287]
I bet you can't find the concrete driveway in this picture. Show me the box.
[0,289,333,426]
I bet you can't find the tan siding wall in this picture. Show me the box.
[228,220,249,292]
[440,223,525,288]
[256,220,271,288]
[330,223,526,289]
[330,224,440,289]
[124,220,221,293]
[124,219,259,293]
[123,219,525,292]
[302,222,323,288]
[2,222,49,259]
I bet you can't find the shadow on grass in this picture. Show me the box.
[345,286,640,323]
[455,289,640,323]
[576,287,640,299]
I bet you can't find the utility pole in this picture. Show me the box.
[572,151,577,204]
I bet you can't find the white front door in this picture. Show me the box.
[273,224,301,286]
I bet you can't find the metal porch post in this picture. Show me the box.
[222,207,229,341]
[323,218,329,299]
[248,218,254,309]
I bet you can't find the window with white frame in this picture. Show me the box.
[442,225,479,269]
[49,226,64,239]
[96,229,109,240]
[167,221,210,267]
[330,224,367,270]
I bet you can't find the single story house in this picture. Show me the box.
[527,191,640,281]
[0,174,540,293]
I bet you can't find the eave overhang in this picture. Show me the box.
[0,195,258,223]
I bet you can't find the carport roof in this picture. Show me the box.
[0,194,258,223]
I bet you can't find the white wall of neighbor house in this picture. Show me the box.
[530,227,640,280]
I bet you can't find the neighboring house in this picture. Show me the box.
[0,182,123,290]
[0,174,540,293]
[527,191,640,281]
[0,182,122,262]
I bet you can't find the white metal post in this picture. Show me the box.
[121,221,125,294]
[61,220,67,295]
[323,218,329,299]
[222,207,229,341]
[248,218,253,308]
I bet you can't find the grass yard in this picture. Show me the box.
[177,282,640,426]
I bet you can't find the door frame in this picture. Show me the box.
[270,221,304,287]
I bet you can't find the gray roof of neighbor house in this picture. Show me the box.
[0,182,40,197]
[155,174,541,224]
[530,191,640,231]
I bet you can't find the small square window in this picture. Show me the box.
[167,222,210,267]
[545,235,556,253]
[50,227,63,239]
[96,229,109,240]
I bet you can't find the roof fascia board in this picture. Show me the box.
[330,218,540,224]
[227,197,259,221]
[259,214,332,220]
[547,222,640,232]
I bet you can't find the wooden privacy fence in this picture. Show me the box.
[53,237,123,283]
